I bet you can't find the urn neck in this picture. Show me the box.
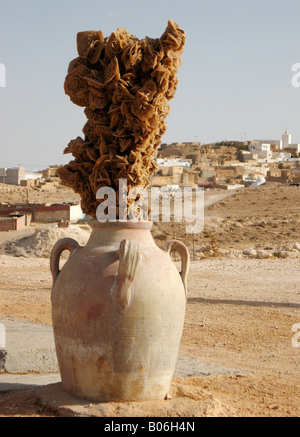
[87,220,155,247]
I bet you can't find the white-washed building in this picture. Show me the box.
[248,143,273,161]
[156,158,192,168]
[281,129,300,153]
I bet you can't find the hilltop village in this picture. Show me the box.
[152,129,300,189]
[1,129,300,193]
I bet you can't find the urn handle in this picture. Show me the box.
[50,238,81,284]
[115,239,141,310]
[162,240,190,297]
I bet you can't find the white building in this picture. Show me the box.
[281,129,300,153]
[25,172,42,180]
[156,158,191,168]
[251,130,300,160]
[287,143,300,153]
[248,143,273,161]
[256,139,281,148]
[281,130,291,149]
[272,152,292,161]
[0,166,26,185]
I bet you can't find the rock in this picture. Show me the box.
[273,250,289,259]
[217,249,228,256]
[232,222,243,228]
[256,250,272,259]
[242,249,257,258]
[293,242,300,252]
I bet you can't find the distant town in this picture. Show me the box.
[1,129,300,193]
[152,129,300,189]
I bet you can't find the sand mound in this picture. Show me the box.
[3,225,91,258]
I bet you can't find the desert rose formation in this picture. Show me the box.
[57,20,185,219]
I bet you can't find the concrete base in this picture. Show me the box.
[0,317,243,416]
[0,318,58,374]
[0,356,242,395]
[0,373,61,393]
[0,317,241,378]
[174,356,240,378]
[35,371,239,417]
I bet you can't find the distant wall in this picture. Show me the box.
[33,206,70,223]
[215,168,235,178]
[33,204,82,222]
[0,204,82,223]
[0,214,31,232]
[200,170,217,178]
[0,217,17,231]
[267,175,300,183]
[150,175,171,186]
[216,183,244,190]
[20,179,38,187]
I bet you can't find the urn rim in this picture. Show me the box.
[90,219,153,230]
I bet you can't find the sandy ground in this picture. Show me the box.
[0,182,300,417]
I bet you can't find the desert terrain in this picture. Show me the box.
[0,182,300,417]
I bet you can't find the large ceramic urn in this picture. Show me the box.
[50,221,189,402]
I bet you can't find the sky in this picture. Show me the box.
[0,0,300,171]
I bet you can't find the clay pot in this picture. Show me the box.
[50,221,189,402]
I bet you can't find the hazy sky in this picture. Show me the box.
[0,0,300,171]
